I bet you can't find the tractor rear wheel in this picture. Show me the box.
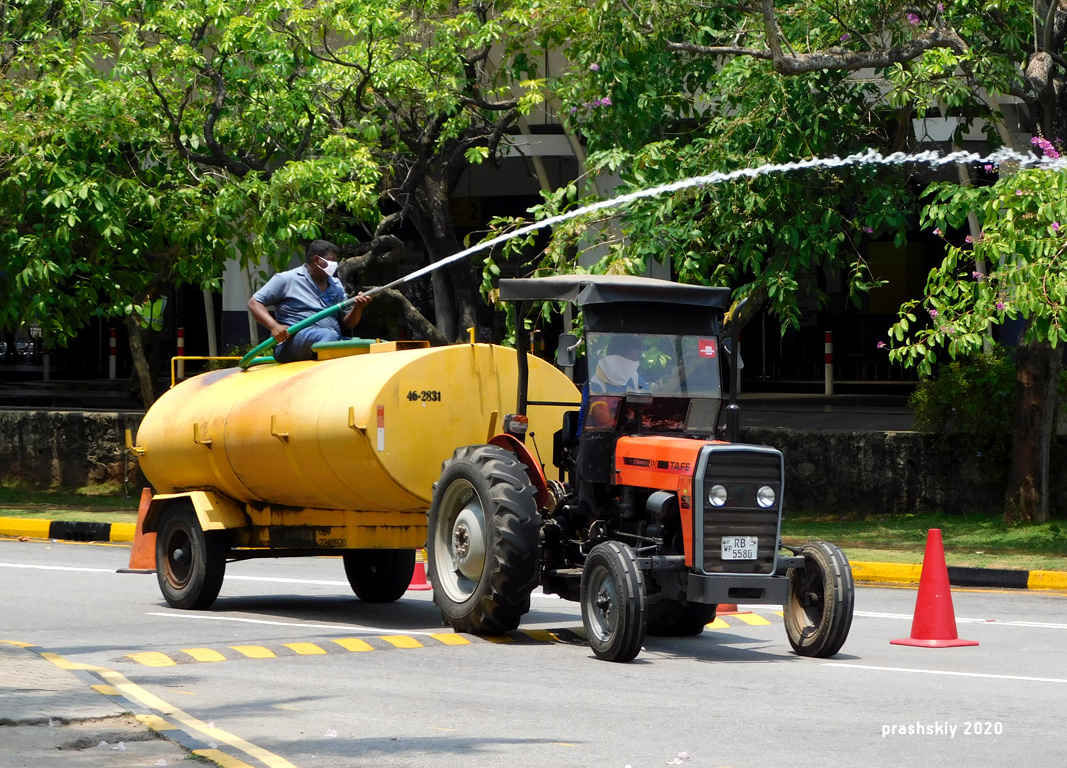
[343,549,415,603]
[646,598,717,636]
[784,541,854,657]
[156,505,227,610]
[581,541,647,662]
[428,445,540,634]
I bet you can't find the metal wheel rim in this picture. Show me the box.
[162,525,193,589]
[433,479,487,603]
[789,559,825,636]
[585,563,617,642]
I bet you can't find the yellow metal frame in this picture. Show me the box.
[170,356,242,388]
[143,490,249,533]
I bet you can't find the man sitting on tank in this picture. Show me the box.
[248,240,373,363]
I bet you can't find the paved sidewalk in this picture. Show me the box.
[0,642,194,767]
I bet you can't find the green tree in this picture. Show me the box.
[492,0,1066,522]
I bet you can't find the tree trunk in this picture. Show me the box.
[126,316,156,409]
[1003,340,1060,523]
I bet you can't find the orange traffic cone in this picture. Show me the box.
[408,549,432,591]
[118,488,156,574]
[891,528,978,648]
[717,603,751,615]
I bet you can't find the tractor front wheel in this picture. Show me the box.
[784,541,854,657]
[581,541,647,662]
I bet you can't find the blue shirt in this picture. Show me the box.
[252,265,347,336]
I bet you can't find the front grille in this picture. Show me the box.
[698,447,783,575]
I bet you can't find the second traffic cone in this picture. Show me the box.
[717,604,750,615]
[891,528,978,648]
[117,487,156,574]
[408,549,431,591]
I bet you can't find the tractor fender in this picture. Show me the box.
[487,433,551,511]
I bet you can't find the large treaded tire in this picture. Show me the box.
[427,445,540,634]
[342,549,415,603]
[581,541,647,662]
[156,505,227,610]
[784,541,854,657]
[646,598,717,637]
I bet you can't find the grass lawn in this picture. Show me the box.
[784,510,1067,571]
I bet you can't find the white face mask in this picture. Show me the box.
[318,257,339,278]
[597,354,640,386]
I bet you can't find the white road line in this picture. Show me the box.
[225,575,350,586]
[0,562,114,573]
[854,610,1067,630]
[826,662,1067,684]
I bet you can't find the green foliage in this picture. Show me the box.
[889,170,1067,372]
[909,346,1016,438]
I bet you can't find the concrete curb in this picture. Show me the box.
[0,517,134,543]
[5,517,1067,591]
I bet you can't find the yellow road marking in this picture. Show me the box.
[732,613,772,626]
[127,652,176,667]
[231,645,276,659]
[706,618,730,629]
[183,647,227,662]
[90,684,120,696]
[136,714,178,731]
[193,749,258,768]
[482,634,515,643]
[381,635,423,649]
[522,630,559,642]
[332,637,374,652]
[284,642,327,655]
[429,633,470,646]
[33,646,296,768]
[773,610,784,617]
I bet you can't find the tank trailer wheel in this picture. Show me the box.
[156,505,228,610]
[646,598,717,637]
[784,541,855,657]
[580,541,647,662]
[427,445,540,634]
[343,549,415,603]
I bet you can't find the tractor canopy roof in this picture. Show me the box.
[498,275,731,309]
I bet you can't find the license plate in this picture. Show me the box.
[721,536,758,560]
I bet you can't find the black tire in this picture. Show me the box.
[155,505,227,610]
[580,541,647,662]
[646,598,717,637]
[784,540,854,657]
[342,549,415,603]
[427,445,540,634]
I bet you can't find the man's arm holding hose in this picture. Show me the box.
[341,292,373,330]
[247,296,290,342]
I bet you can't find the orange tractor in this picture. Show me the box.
[428,275,854,661]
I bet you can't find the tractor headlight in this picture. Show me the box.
[756,485,776,509]
[708,484,728,507]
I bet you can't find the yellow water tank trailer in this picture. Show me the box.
[135,341,579,552]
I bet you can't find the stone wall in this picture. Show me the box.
[0,411,145,489]
[1,410,1059,516]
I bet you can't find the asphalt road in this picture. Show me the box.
[2,537,1065,768]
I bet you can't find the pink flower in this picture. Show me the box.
[907,13,920,24]
[840,33,851,42]
[965,235,974,244]
[589,63,600,72]
[933,227,943,237]
[876,341,887,349]
[1016,190,1024,196]
[972,271,984,281]
[996,302,1005,311]
[928,308,939,318]
[864,226,874,234]
[1054,222,1061,232]
[984,164,995,173]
